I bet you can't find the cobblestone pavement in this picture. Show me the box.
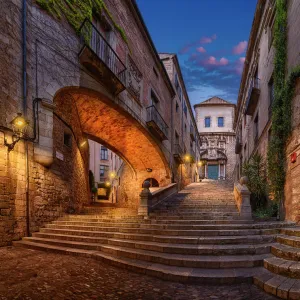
[0,247,277,300]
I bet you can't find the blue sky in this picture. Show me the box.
[136,0,257,106]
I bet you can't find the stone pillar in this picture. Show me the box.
[218,163,220,180]
[233,176,252,220]
[33,99,55,167]
[224,164,226,179]
[138,181,152,217]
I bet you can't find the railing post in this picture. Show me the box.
[138,181,152,217]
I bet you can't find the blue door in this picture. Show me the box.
[208,165,218,180]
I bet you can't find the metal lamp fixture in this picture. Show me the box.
[4,113,29,151]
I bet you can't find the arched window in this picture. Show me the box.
[142,178,159,187]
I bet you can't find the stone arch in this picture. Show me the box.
[142,178,159,188]
[53,86,171,207]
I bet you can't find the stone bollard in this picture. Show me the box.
[138,181,152,217]
[233,176,252,220]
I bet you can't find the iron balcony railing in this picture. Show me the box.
[79,18,126,85]
[146,105,168,139]
[245,77,260,112]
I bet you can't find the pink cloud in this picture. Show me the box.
[179,45,191,54]
[200,34,217,44]
[197,46,206,53]
[233,41,248,54]
[235,57,246,74]
[204,56,229,66]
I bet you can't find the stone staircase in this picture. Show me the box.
[13,181,300,298]
[254,227,300,299]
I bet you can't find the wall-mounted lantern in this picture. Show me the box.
[184,154,191,163]
[4,113,29,152]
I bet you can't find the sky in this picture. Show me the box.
[136,0,257,106]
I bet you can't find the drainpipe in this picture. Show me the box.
[22,0,30,237]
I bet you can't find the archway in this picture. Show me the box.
[53,87,171,208]
[143,178,159,187]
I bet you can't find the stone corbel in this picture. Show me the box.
[234,176,252,220]
[33,98,55,167]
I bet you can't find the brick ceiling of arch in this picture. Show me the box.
[55,88,170,178]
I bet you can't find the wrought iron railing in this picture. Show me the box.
[245,77,260,110]
[146,105,168,138]
[79,18,126,85]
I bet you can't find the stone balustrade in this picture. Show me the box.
[233,177,252,220]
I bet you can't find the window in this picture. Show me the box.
[153,67,158,78]
[268,11,276,50]
[184,123,187,132]
[100,146,108,160]
[63,133,72,148]
[268,77,274,119]
[183,102,187,117]
[175,73,179,88]
[176,102,179,113]
[151,90,159,107]
[205,117,211,128]
[254,114,259,143]
[100,165,109,181]
[218,117,224,127]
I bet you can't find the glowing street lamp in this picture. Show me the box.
[4,113,29,151]
[105,181,111,187]
[80,139,87,147]
[109,171,117,179]
[184,154,191,163]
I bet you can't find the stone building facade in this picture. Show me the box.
[194,97,236,180]
[234,0,300,222]
[160,54,201,187]
[0,0,200,245]
[88,140,123,203]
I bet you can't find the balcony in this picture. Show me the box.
[190,125,195,141]
[244,77,260,116]
[78,18,126,96]
[190,148,196,163]
[235,136,242,154]
[173,144,184,163]
[146,105,168,141]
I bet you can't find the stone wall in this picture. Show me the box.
[234,0,300,222]
[0,0,199,246]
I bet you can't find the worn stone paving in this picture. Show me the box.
[0,247,277,300]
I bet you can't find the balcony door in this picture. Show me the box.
[92,17,116,74]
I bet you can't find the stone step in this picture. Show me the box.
[23,236,274,255]
[51,221,291,231]
[44,224,283,236]
[271,244,300,261]
[281,228,300,238]
[153,209,238,213]
[30,233,271,268]
[264,256,300,279]
[277,234,300,248]
[36,230,276,245]
[149,215,242,220]
[13,240,261,284]
[61,217,254,225]
[254,268,300,299]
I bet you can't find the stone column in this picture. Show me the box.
[218,163,220,180]
[138,181,152,217]
[224,164,226,179]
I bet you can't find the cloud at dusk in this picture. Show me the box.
[205,56,229,66]
[235,57,246,74]
[196,46,206,53]
[200,34,217,44]
[232,41,248,54]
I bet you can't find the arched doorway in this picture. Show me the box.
[143,178,159,187]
